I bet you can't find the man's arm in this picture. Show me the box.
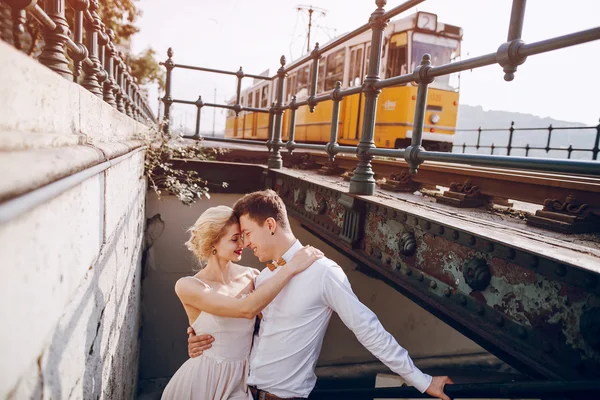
[321,264,450,397]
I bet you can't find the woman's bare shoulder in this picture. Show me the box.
[232,264,260,279]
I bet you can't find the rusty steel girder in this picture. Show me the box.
[272,170,600,381]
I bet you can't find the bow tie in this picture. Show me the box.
[266,257,286,272]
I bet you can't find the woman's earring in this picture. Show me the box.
[212,248,217,255]
[271,231,274,236]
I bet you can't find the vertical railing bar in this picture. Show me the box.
[593,120,600,160]
[545,124,553,155]
[266,102,276,153]
[349,1,388,195]
[507,121,514,156]
[235,66,243,116]
[268,57,287,169]
[308,43,320,112]
[326,82,343,163]
[286,96,298,154]
[193,96,203,139]
[403,54,433,174]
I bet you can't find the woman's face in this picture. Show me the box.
[214,223,244,262]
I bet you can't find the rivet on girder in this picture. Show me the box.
[464,258,491,291]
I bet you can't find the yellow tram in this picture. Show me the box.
[225,12,463,151]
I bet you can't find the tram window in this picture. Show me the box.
[412,32,459,90]
[296,66,310,96]
[324,49,345,91]
[248,92,253,109]
[349,47,363,87]
[364,44,371,76]
[261,85,269,108]
[387,33,408,78]
[317,60,325,93]
[286,73,297,100]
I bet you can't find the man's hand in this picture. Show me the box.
[425,376,453,400]
[187,326,214,358]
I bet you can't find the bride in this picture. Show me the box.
[161,205,322,400]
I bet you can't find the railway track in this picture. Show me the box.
[201,139,600,214]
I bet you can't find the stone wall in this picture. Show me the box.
[0,41,150,398]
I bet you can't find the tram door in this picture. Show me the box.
[343,43,368,142]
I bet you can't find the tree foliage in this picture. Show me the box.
[96,0,140,45]
[128,48,165,90]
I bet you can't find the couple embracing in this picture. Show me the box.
[162,190,452,400]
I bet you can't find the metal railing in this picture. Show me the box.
[161,0,600,196]
[453,121,600,160]
[0,0,155,123]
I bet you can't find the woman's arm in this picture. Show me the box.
[175,246,323,319]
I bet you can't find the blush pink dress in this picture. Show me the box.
[161,277,255,400]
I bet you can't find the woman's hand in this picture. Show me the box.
[287,245,323,274]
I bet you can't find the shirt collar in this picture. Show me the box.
[280,239,302,264]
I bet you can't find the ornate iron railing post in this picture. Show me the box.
[37,0,71,79]
[10,7,26,50]
[69,0,88,83]
[404,54,433,173]
[308,43,320,112]
[268,56,286,169]
[103,29,117,107]
[498,0,527,81]
[194,95,203,139]
[81,0,102,95]
[286,95,298,154]
[161,47,175,133]
[349,0,388,195]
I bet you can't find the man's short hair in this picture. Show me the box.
[233,189,289,230]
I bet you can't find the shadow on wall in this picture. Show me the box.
[18,205,143,399]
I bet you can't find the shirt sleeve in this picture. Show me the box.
[320,263,432,393]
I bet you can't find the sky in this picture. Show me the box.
[131,0,600,133]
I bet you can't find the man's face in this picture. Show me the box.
[240,214,274,263]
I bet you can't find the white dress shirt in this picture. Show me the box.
[247,240,432,398]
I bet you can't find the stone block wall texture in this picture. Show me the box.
[0,41,150,398]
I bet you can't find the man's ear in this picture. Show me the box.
[265,217,276,232]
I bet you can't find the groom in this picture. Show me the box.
[187,190,453,400]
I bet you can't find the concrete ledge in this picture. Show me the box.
[0,141,144,203]
[0,40,152,149]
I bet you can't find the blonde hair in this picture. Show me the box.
[185,206,238,263]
